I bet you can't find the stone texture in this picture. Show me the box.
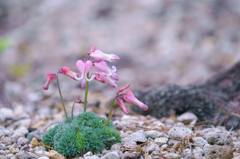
[177,112,197,125]
[168,126,194,140]
[85,155,100,159]
[101,151,120,159]
[154,137,168,146]
[122,130,147,143]
[0,108,14,123]
[203,145,233,159]
[193,137,208,147]
[164,153,179,159]
[203,130,231,145]
[145,130,167,139]
[122,141,137,149]
[12,127,28,139]
[120,152,141,159]
[146,143,160,153]
[29,130,43,141]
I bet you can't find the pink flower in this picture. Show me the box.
[94,72,118,88]
[58,66,80,80]
[43,72,56,90]
[118,84,130,93]
[90,49,120,62]
[94,60,119,81]
[116,98,129,114]
[123,90,148,110]
[76,60,95,88]
[74,97,84,103]
[87,46,96,55]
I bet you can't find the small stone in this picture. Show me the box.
[161,144,168,149]
[6,154,16,159]
[49,150,66,159]
[14,105,24,117]
[16,151,38,159]
[168,126,194,140]
[35,150,49,155]
[154,137,168,146]
[120,152,141,159]
[12,127,28,139]
[17,137,29,146]
[29,130,43,141]
[193,137,208,147]
[111,143,121,151]
[31,120,45,129]
[203,145,233,159]
[164,153,179,159]
[113,121,124,130]
[13,119,31,128]
[203,130,231,145]
[122,130,147,143]
[145,130,167,139]
[177,112,197,125]
[30,137,40,148]
[165,119,175,126]
[9,146,20,154]
[1,137,13,146]
[85,155,100,159]
[146,143,160,153]
[84,151,93,157]
[122,141,137,149]
[101,151,120,159]
[38,157,49,159]
[0,108,14,123]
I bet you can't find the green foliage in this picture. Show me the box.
[43,112,121,157]
[0,38,10,54]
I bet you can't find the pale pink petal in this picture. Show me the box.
[117,98,129,114]
[58,66,80,80]
[90,49,120,62]
[94,60,119,81]
[118,84,130,93]
[94,72,118,88]
[123,90,148,110]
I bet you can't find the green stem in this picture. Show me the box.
[71,102,76,121]
[57,73,70,123]
[105,97,116,127]
[83,73,90,112]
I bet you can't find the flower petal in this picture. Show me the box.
[58,66,80,80]
[76,60,93,88]
[43,72,56,90]
[118,84,130,93]
[94,72,118,88]
[90,49,120,62]
[94,60,119,81]
[117,98,129,114]
[123,90,148,110]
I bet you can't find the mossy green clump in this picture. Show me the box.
[42,112,121,157]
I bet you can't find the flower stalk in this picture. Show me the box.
[56,73,70,123]
[84,72,90,112]
[105,97,117,127]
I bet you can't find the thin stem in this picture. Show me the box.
[84,72,90,112]
[105,97,116,127]
[71,102,76,121]
[57,73,70,123]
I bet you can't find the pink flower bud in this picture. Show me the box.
[117,98,129,115]
[90,49,120,62]
[118,84,130,93]
[94,60,119,81]
[74,97,84,103]
[123,90,148,111]
[94,72,118,88]
[43,72,56,90]
[58,66,80,80]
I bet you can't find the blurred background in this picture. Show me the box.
[0,0,240,114]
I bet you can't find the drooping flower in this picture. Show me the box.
[58,66,80,80]
[76,60,95,88]
[123,90,148,110]
[94,60,119,81]
[43,72,56,90]
[94,72,117,88]
[118,84,130,94]
[116,98,129,114]
[74,97,84,104]
[90,49,120,62]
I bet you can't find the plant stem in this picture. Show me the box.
[105,97,116,127]
[57,73,70,123]
[84,72,90,112]
[71,102,76,121]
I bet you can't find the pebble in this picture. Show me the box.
[203,130,231,145]
[111,143,121,151]
[193,137,208,147]
[203,145,233,159]
[12,127,28,139]
[38,157,49,159]
[145,130,167,139]
[101,151,120,159]
[122,141,138,149]
[30,137,40,148]
[29,130,43,141]
[0,108,14,123]
[177,112,197,125]
[168,126,194,140]
[85,155,100,159]
[1,137,13,146]
[154,137,168,146]
[14,105,25,117]
[120,152,141,159]
[122,130,147,143]
[9,146,20,154]
[49,150,66,159]
[146,143,161,153]
[17,137,29,146]
[164,153,179,159]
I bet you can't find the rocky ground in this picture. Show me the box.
[0,105,239,159]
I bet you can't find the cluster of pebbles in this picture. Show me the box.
[0,106,239,159]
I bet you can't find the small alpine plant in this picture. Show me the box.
[42,46,148,157]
